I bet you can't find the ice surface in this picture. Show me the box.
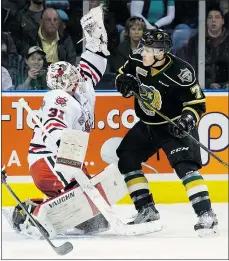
[1,203,228,259]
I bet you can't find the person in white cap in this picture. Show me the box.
[16,46,47,90]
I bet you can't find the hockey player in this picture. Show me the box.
[115,29,218,237]
[8,5,118,237]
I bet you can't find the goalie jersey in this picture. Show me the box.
[28,51,107,168]
[117,52,206,125]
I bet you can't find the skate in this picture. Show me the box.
[128,202,160,225]
[194,209,219,237]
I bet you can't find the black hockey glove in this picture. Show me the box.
[116,74,139,98]
[169,112,196,138]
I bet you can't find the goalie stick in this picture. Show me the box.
[132,91,229,169]
[18,98,162,236]
[2,178,73,256]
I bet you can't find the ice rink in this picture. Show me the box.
[1,203,228,260]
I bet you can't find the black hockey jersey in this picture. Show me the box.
[116,52,206,125]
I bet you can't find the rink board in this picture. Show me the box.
[2,177,228,206]
[1,92,228,206]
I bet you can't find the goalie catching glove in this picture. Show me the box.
[116,74,139,98]
[169,112,196,138]
[80,4,110,56]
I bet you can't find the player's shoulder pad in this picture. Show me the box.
[164,54,196,87]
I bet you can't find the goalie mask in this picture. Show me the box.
[46,61,84,93]
[140,29,172,66]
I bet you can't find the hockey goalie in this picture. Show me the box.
[5,5,129,239]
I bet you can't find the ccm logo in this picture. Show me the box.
[171,147,189,154]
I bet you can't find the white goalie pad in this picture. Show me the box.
[33,164,128,239]
[91,164,127,205]
[54,130,162,236]
[33,186,98,239]
[55,129,89,182]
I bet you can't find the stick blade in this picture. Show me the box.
[54,241,73,256]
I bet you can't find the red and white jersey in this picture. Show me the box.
[28,51,107,168]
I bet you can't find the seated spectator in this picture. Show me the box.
[130,0,175,29]
[176,5,229,90]
[16,46,48,90]
[2,66,14,91]
[9,0,44,54]
[110,16,146,72]
[18,8,76,65]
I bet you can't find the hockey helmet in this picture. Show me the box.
[142,29,172,52]
[46,61,84,92]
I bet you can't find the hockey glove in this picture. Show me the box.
[169,112,196,138]
[116,74,139,98]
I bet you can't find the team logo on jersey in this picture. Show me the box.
[136,67,148,77]
[55,96,68,107]
[139,84,162,110]
[138,84,162,116]
[178,68,193,83]
[157,33,162,40]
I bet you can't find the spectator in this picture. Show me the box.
[10,0,44,54]
[130,0,175,29]
[110,16,146,72]
[2,66,14,90]
[18,8,76,65]
[176,5,229,90]
[38,8,76,64]
[16,46,48,90]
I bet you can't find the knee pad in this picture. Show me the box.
[174,161,200,180]
[118,151,142,174]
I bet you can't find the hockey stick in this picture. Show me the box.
[2,179,73,255]
[132,91,229,169]
[18,98,162,236]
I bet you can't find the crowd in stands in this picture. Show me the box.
[1,0,229,91]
